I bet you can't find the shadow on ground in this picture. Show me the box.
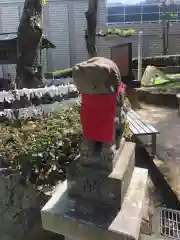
[135,146,180,210]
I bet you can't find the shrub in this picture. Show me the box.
[44,68,72,79]
[0,105,82,186]
[0,102,132,186]
[97,28,136,37]
[132,55,180,69]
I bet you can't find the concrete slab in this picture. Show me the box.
[67,142,135,209]
[41,167,148,240]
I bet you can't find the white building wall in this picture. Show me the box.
[0,0,180,78]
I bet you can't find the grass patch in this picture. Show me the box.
[154,73,180,89]
[155,73,180,84]
[154,81,180,89]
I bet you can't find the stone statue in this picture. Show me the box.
[72,57,126,171]
[16,0,43,89]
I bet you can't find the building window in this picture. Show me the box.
[142,13,159,22]
[126,5,142,14]
[142,5,159,13]
[108,7,124,15]
[108,14,124,23]
[107,4,180,24]
[125,14,141,22]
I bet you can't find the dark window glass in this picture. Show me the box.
[160,4,177,12]
[125,14,141,22]
[142,5,159,13]
[168,4,178,12]
[108,7,124,15]
[177,4,180,12]
[108,14,124,23]
[160,5,177,14]
[177,12,180,20]
[142,13,159,21]
[160,11,178,21]
[125,6,141,14]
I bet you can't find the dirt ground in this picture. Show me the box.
[136,103,180,202]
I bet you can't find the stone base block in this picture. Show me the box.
[78,137,125,172]
[67,142,135,209]
[41,167,148,240]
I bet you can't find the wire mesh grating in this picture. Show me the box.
[160,207,180,239]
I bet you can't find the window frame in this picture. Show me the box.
[107,3,180,24]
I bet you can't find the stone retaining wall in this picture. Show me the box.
[0,84,78,110]
[0,169,61,240]
[137,88,179,108]
[0,84,79,121]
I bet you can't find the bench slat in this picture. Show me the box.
[144,123,159,134]
[129,109,141,119]
[127,111,152,134]
[130,109,159,134]
[127,110,159,134]
[127,115,146,134]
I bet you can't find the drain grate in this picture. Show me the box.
[160,207,180,239]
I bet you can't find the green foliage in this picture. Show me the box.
[124,120,132,141]
[0,105,82,186]
[107,28,136,36]
[97,28,136,37]
[0,102,132,186]
[124,97,132,111]
[44,68,72,79]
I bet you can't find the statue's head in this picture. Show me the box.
[72,57,121,95]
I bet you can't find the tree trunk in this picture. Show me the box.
[16,0,43,89]
[85,0,98,58]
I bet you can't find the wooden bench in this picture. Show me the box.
[127,109,159,155]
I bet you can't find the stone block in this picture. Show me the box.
[41,167,148,240]
[67,142,135,209]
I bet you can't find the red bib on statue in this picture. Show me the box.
[80,93,117,143]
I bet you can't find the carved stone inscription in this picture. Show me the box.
[83,178,98,194]
[67,163,121,207]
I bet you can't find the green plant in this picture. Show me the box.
[0,102,132,186]
[97,28,136,37]
[0,104,82,186]
[44,68,72,79]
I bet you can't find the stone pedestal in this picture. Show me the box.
[41,142,148,240]
[67,141,135,210]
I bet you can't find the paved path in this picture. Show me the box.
[136,104,180,200]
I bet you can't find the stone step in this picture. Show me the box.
[41,167,148,240]
[67,142,135,210]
